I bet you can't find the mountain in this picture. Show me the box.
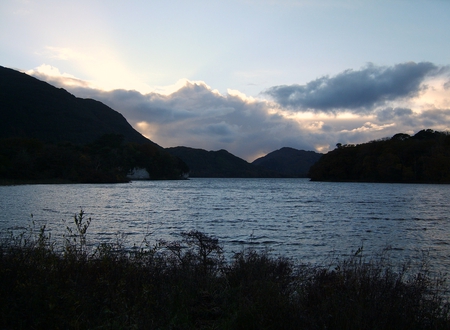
[166,147,282,178]
[0,66,188,182]
[309,129,450,183]
[252,147,322,177]
[0,66,153,146]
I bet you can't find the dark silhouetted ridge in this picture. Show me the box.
[252,147,322,177]
[0,65,154,146]
[167,146,282,178]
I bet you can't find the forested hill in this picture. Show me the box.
[308,129,450,183]
[0,65,152,146]
[0,66,188,183]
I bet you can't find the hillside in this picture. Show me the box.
[166,147,282,178]
[0,66,188,182]
[252,147,322,177]
[0,66,152,146]
[309,129,450,183]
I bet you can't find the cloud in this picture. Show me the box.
[375,106,450,132]
[444,80,450,90]
[195,122,239,143]
[264,62,442,113]
[416,109,450,130]
[27,64,75,79]
[27,64,95,88]
[341,122,396,134]
[49,77,319,160]
[27,63,450,161]
[376,107,414,122]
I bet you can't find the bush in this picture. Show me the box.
[1,214,449,329]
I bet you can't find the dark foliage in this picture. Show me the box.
[1,217,449,329]
[309,129,450,183]
[0,135,189,183]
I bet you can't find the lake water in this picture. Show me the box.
[1,178,449,273]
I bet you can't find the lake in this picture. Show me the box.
[1,178,449,273]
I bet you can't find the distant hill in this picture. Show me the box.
[167,147,282,178]
[252,147,322,177]
[0,66,188,182]
[309,129,450,183]
[0,66,153,146]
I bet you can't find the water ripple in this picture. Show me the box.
[1,179,450,274]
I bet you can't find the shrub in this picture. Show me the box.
[0,215,449,329]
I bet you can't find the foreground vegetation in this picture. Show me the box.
[1,212,449,329]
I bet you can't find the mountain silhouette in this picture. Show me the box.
[0,65,324,180]
[0,66,188,182]
[252,147,322,177]
[0,66,154,146]
[167,147,282,178]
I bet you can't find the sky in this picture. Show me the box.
[1,0,450,161]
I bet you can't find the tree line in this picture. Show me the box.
[0,134,189,184]
[309,129,450,183]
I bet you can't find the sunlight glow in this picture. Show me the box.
[27,64,76,79]
[151,79,192,95]
[301,120,325,130]
[152,79,222,96]
[227,89,256,102]
[43,46,91,61]
[414,77,450,110]
[314,144,330,153]
[135,121,156,140]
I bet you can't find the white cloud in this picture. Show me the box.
[26,64,96,89]
[341,122,396,134]
[227,89,257,103]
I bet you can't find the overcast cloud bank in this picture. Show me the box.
[29,62,450,161]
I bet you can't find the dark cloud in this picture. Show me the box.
[417,109,450,128]
[192,121,238,143]
[374,107,450,136]
[265,62,440,113]
[444,80,450,90]
[376,107,413,122]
